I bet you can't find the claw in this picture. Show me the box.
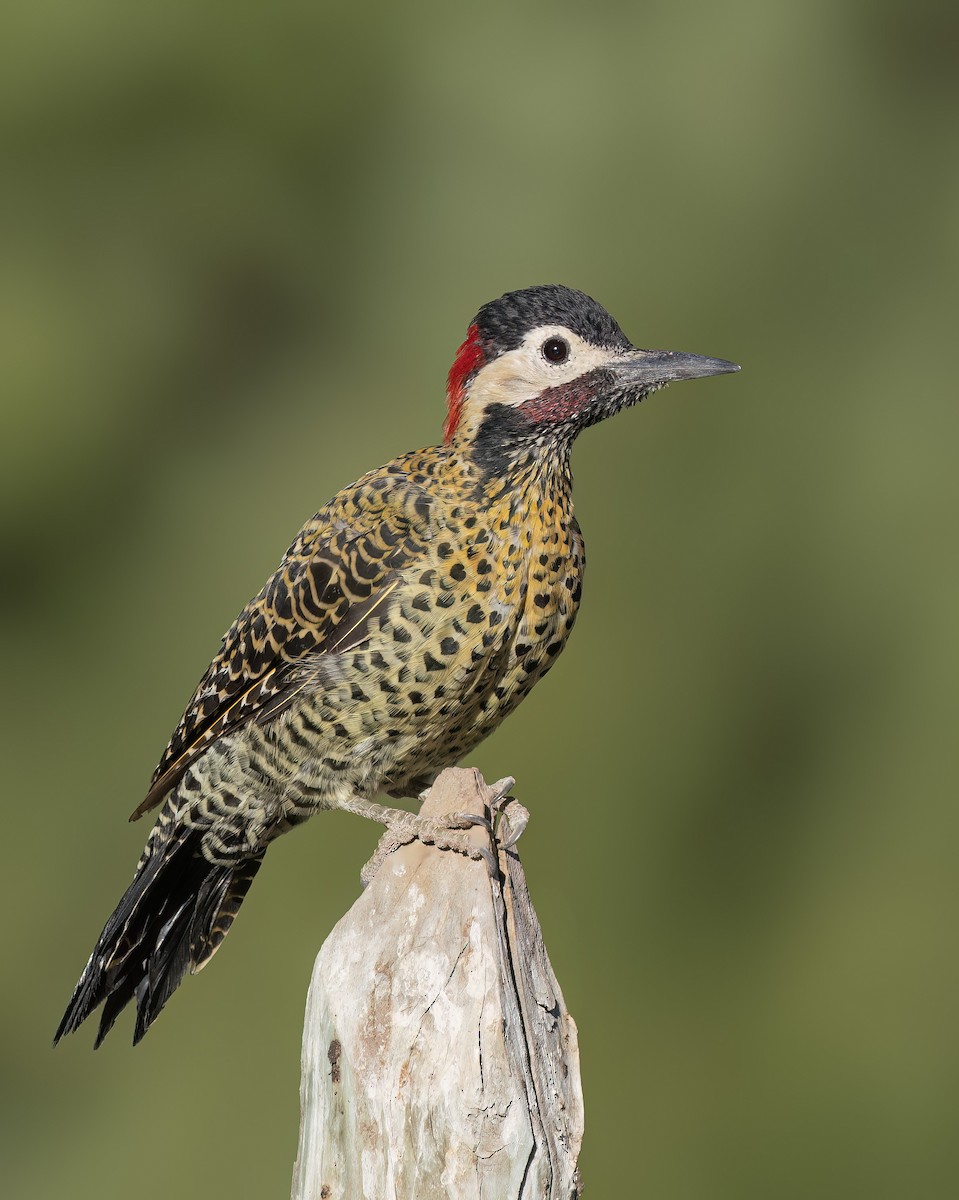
[497,799,529,849]
[451,810,494,836]
[474,844,499,876]
[488,776,516,807]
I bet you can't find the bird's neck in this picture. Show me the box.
[445,434,575,522]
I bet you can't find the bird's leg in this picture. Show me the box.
[339,794,490,841]
[337,794,498,885]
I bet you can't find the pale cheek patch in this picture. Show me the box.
[467,328,625,414]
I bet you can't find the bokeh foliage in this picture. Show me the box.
[3,1,958,1196]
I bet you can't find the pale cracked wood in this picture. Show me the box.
[291,767,584,1200]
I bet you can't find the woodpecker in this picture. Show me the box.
[55,285,738,1046]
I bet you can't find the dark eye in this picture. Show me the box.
[542,337,570,364]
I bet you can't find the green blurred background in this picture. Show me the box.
[3,0,958,1195]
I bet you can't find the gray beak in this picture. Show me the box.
[612,348,740,388]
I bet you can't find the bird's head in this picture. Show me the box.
[444,285,738,472]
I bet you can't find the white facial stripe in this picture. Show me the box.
[470,326,628,410]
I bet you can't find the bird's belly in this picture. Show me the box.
[271,532,582,801]
[373,570,580,795]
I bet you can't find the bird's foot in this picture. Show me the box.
[349,781,527,886]
[485,776,528,848]
[357,803,497,886]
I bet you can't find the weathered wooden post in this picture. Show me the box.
[291,767,583,1199]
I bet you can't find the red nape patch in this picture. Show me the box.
[444,323,486,443]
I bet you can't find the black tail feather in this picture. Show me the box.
[54,830,263,1047]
